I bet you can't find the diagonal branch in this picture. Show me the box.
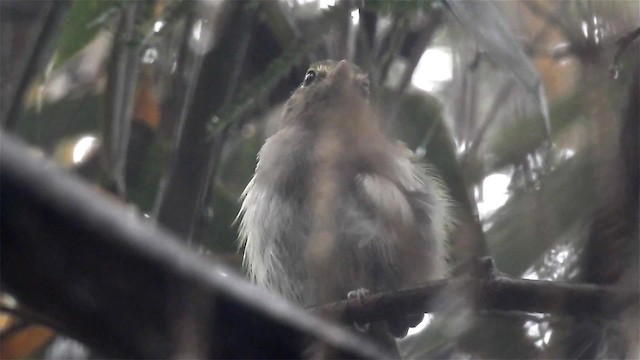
[396,9,444,94]
[0,131,385,359]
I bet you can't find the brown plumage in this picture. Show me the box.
[238,60,452,354]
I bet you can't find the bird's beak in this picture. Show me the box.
[329,59,355,91]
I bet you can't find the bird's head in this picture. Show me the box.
[283,60,372,128]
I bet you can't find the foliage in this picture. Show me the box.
[52,0,120,70]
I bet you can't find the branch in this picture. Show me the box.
[396,9,443,93]
[3,0,71,129]
[104,1,141,197]
[611,27,640,76]
[315,270,639,323]
[374,13,409,89]
[153,2,254,241]
[462,80,515,165]
[0,132,385,359]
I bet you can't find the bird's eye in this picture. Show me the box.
[302,70,317,87]
[360,79,370,97]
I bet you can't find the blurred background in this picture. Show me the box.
[1,0,638,358]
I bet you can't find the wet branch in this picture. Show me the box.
[0,132,383,359]
[315,264,639,323]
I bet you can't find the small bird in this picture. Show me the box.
[238,59,451,353]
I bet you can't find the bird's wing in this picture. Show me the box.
[353,152,452,283]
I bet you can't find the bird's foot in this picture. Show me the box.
[347,288,371,333]
[347,288,370,301]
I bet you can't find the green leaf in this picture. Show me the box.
[53,0,121,70]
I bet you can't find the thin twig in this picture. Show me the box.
[463,80,516,163]
[105,1,141,197]
[187,3,261,243]
[610,27,640,75]
[314,275,639,323]
[375,14,409,89]
[152,17,204,218]
[3,0,71,129]
[396,9,444,93]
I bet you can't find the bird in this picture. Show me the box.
[238,59,452,355]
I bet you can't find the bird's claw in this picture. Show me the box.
[347,288,370,301]
[347,288,371,333]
